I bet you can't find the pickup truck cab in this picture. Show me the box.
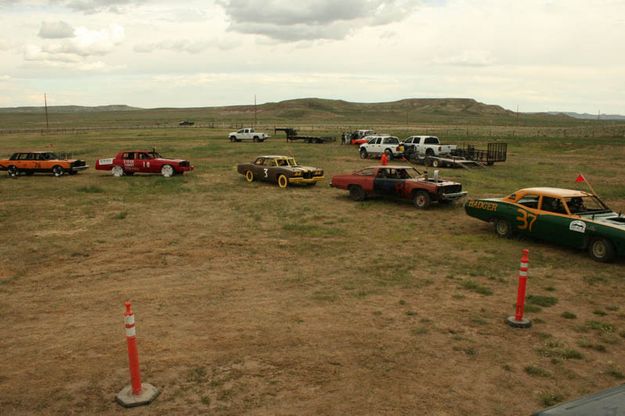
[229,128,269,142]
[403,136,456,157]
[359,135,404,159]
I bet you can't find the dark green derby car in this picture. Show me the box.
[465,187,625,262]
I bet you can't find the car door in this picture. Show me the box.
[122,152,136,172]
[532,196,586,248]
[135,152,153,172]
[374,167,402,195]
[512,193,541,237]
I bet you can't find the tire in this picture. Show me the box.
[229,136,236,142]
[588,238,615,262]
[413,191,431,209]
[494,218,513,238]
[253,136,259,143]
[7,165,18,177]
[431,158,440,168]
[384,149,393,160]
[245,170,255,183]
[161,164,174,177]
[349,185,366,201]
[52,165,65,177]
[112,166,124,177]
[277,174,288,189]
[360,149,368,159]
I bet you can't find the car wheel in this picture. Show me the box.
[494,218,513,238]
[426,148,435,157]
[52,166,65,177]
[229,136,236,142]
[588,238,615,262]
[245,170,255,182]
[7,165,18,177]
[112,166,124,177]
[348,185,365,201]
[431,158,440,168]
[413,191,431,209]
[359,149,368,159]
[277,174,288,189]
[161,164,174,177]
[253,136,259,143]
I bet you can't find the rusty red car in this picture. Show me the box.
[330,165,466,209]
[95,150,193,177]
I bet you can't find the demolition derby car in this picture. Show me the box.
[330,165,466,209]
[465,187,625,262]
[95,150,193,177]
[0,151,88,177]
[237,155,324,188]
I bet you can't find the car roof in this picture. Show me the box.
[258,155,293,158]
[14,151,54,154]
[517,187,593,197]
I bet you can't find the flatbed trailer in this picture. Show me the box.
[274,128,335,144]
[407,142,507,169]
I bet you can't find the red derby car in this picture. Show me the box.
[331,165,466,209]
[96,150,193,177]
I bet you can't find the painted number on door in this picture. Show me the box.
[516,209,537,232]
[264,168,268,178]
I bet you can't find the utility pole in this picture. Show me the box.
[254,94,257,128]
[44,93,50,131]
[597,110,600,121]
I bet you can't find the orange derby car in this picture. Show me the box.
[0,151,88,177]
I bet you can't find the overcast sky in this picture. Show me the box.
[0,0,624,113]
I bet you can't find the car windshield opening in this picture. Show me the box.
[566,196,610,214]
[148,152,161,158]
[286,158,298,167]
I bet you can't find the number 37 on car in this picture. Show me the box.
[465,187,625,262]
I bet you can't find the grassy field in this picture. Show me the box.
[1,126,625,415]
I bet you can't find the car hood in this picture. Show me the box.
[580,212,625,231]
[154,158,188,163]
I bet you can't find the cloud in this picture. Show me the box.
[49,0,142,14]
[219,0,419,41]
[38,21,75,39]
[25,23,124,68]
[432,50,497,67]
[134,37,239,53]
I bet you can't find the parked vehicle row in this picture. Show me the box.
[3,143,621,263]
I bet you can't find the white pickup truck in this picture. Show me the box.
[359,135,404,159]
[228,128,269,142]
[402,136,456,157]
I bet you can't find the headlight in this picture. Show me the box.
[316,170,323,175]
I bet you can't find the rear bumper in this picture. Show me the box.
[71,165,89,171]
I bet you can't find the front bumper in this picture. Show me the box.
[440,191,468,201]
[289,175,324,184]
[71,165,89,171]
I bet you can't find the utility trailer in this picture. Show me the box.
[274,128,335,144]
[406,142,507,169]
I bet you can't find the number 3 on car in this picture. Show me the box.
[516,209,537,232]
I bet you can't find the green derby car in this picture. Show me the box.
[465,187,625,262]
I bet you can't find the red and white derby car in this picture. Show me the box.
[96,150,193,177]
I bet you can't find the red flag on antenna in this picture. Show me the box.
[575,174,585,183]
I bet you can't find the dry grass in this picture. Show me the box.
[1,127,625,415]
